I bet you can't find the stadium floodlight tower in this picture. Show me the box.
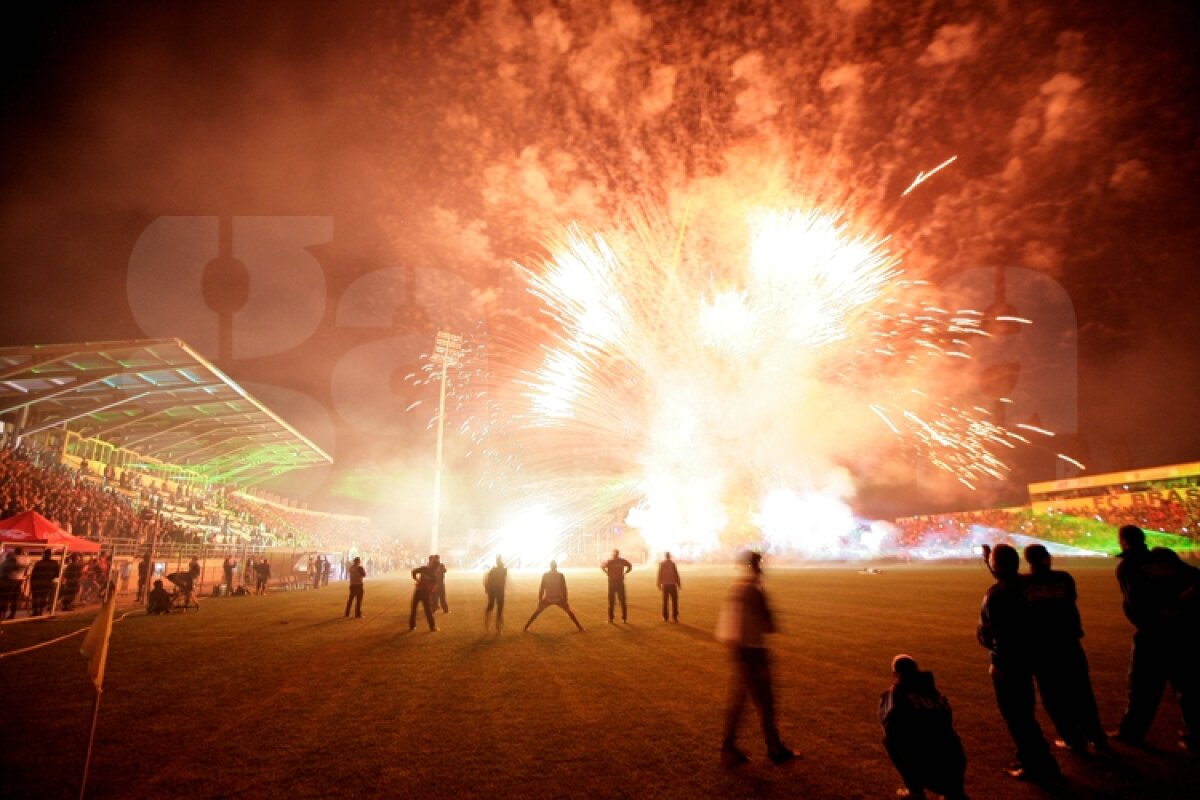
[430,331,463,556]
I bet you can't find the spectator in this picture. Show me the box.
[715,551,794,767]
[879,654,968,800]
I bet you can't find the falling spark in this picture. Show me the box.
[901,155,958,197]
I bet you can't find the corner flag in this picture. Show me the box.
[80,593,117,691]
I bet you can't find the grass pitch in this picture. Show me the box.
[2,562,1198,799]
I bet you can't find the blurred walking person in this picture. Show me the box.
[715,551,794,766]
[1111,525,1200,752]
[344,557,366,618]
[977,544,1061,784]
[880,654,968,800]
[29,550,60,616]
[484,556,507,632]
[657,552,681,622]
[601,549,632,623]
[1022,544,1108,753]
[523,561,585,632]
[410,556,440,632]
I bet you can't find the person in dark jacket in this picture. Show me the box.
[715,551,794,767]
[0,550,22,619]
[1111,525,1200,752]
[344,557,366,618]
[410,556,440,632]
[29,550,60,616]
[601,549,633,623]
[879,654,968,800]
[1022,544,1108,753]
[431,554,449,614]
[484,556,507,632]
[977,544,1061,783]
[657,552,681,622]
[146,579,171,615]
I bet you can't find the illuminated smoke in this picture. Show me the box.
[504,200,1044,558]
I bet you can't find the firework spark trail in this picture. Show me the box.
[493,201,1051,559]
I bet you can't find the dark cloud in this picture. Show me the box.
[1,0,1197,519]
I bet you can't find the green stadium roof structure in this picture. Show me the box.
[0,338,331,486]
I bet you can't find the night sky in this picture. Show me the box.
[2,0,1198,525]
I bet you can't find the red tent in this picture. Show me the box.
[0,510,101,553]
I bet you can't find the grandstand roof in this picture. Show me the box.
[1029,461,1200,498]
[0,338,330,485]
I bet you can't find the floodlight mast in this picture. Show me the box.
[430,331,462,556]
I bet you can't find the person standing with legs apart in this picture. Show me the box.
[345,557,366,618]
[657,552,681,622]
[484,556,507,632]
[1022,544,1109,753]
[715,551,794,767]
[1111,525,1200,752]
[524,561,585,632]
[601,549,632,624]
[977,544,1062,784]
[410,556,439,632]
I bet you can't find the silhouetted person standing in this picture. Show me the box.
[345,557,366,618]
[432,554,449,614]
[1022,544,1108,753]
[484,556,507,632]
[977,544,1061,783]
[136,552,150,603]
[715,551,794,766]
[410,556,440,632]
[657,552,681,622]
[0,551,21,619]
[61,554,82,611]
[29,550,60,616]
[879,654,968,800]
[255,558,271,595]
[223,556,235,597]
[1112,525,1200,752]
[523,561,585,632]
[601,549,632,623]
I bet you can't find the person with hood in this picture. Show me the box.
[879,654,968,800]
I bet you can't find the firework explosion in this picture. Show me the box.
[506,200,1052,559]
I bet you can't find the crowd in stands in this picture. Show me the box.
[0,445,372,551]
[895,493,1200,554]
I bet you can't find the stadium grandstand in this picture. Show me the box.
[0,339,392,616]
[896,461,1200,557]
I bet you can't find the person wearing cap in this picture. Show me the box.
[1022,544,1108,753]
[715,551,794,767]
[1111,525,1200,751]
[879,655,968,800]
[977,543,1061,783]
[344,557,366,618]
[523,560,584,632]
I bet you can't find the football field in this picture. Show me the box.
[2,562,1197,798]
